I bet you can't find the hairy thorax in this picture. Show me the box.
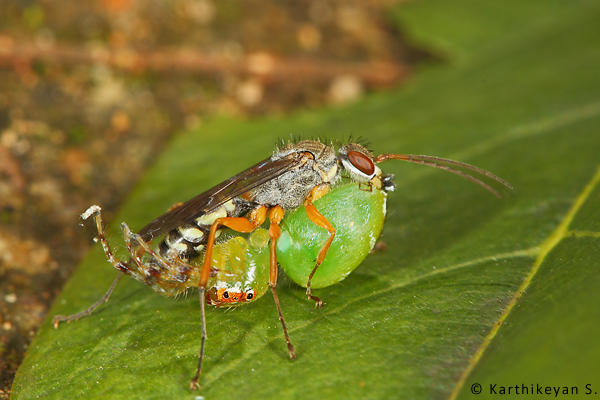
[251,140,341,209]
[252,167,323,209]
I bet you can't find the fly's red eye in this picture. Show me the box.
[347,151,375,176]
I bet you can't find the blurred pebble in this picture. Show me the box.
[111,110,131,132]
[180,0,216,25]
[297,24,321,51]
[327,74,364,105]
[236,79,264,107]
[309,2,333,25]
[4,293,17,304]
[246,52,275,75]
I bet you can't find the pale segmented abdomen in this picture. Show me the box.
[158,197,251,261]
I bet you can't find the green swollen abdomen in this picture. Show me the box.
[277,183,387,289]
[207,228,271,303]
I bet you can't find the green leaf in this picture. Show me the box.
[12,0,600,399]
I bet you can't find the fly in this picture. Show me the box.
[52,139,512,390]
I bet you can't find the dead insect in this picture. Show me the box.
[53,139,512,390]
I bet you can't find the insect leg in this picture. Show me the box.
[303,185,336,308]
[190,286,207,391]
[81,205,136,275]
[53,205,133,327]
[191,206,268,390]
[303,204,335,308]
[199,206,268,287]
[53,272,123,328]
[121,222,189,284]
[121,223,150,276]
[267,205,296,360]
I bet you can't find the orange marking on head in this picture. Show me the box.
[206,288,250,306]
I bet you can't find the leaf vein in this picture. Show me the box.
[448,164,600,400]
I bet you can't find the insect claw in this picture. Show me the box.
[80,205,101,220]
[306,288,324,308]
[313,297,324,309]
[189,378,201,391]
[288,347,297,360]
[121,222,132,235]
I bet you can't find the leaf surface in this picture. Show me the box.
[12,0,600,399]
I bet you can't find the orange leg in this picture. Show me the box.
[191,206,267,390]
[304,200,336,308]
[199,206,267,287]
[267,206,296,360]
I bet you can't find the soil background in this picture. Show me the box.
[0,0,434,396]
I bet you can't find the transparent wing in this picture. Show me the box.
[138,153,303,241]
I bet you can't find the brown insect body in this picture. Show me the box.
[153,140,341,264]
[250,140,340,209]
[157,197,251,261]
[52,138,512,390]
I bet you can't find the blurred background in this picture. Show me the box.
[0,0,433,396]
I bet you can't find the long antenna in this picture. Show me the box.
[374,154,512,198]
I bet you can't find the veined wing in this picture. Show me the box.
[138,152,305,242]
